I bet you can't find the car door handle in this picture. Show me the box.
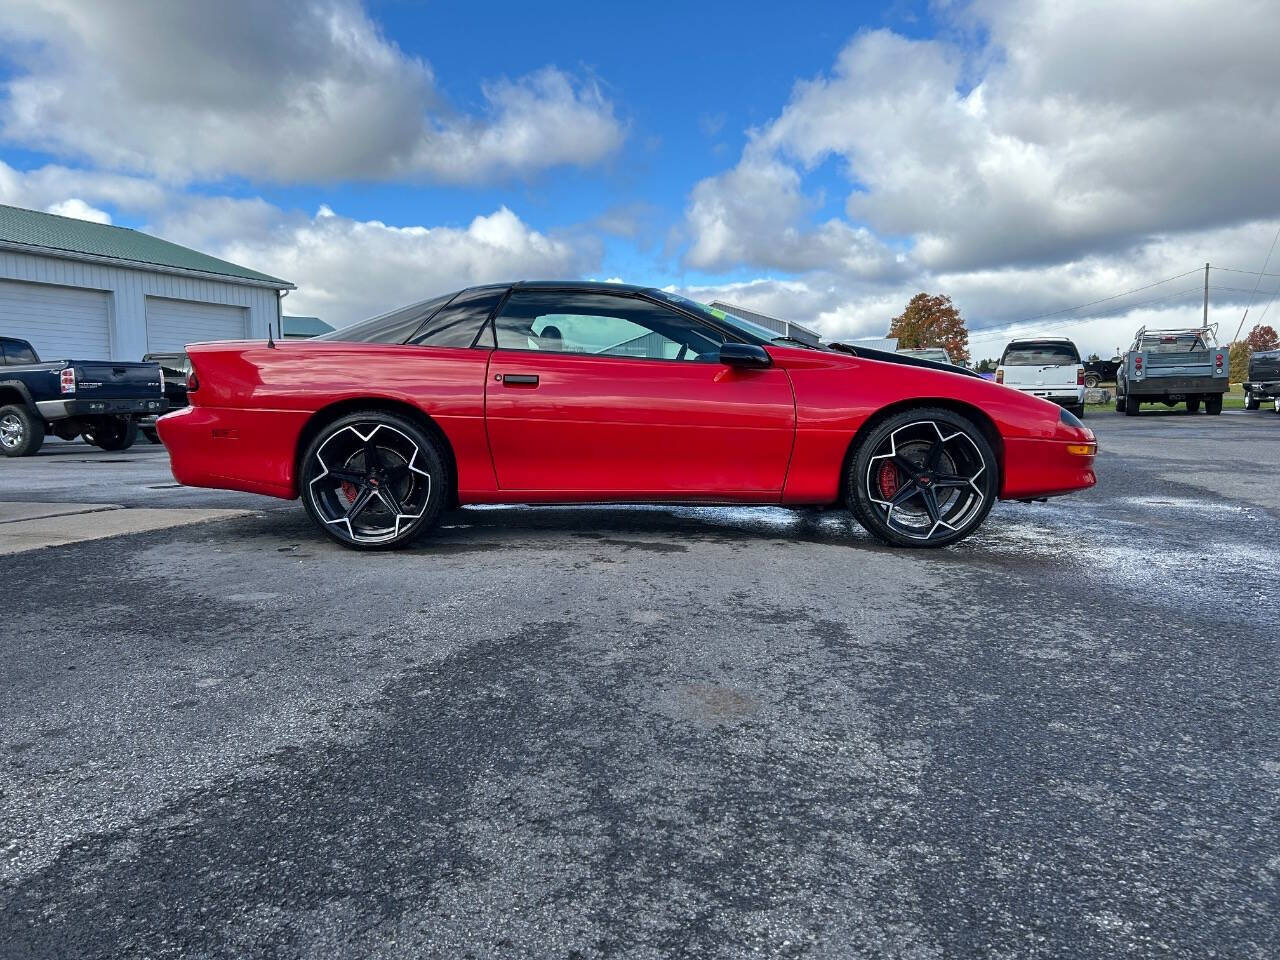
[501,374,539,386]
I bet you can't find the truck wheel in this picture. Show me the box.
[1085,374,1100,389]
[1204,394,1223,416]
[1244,389,1260,411]
[1115,392,1124,413]
[141,427,161,444]
[1069,403,1085,419]
[82,416,138,451]
[0,404,45,457]
[1124,394,1140,416]
[1186,398,1201,414]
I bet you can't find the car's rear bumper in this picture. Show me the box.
[37,397,167,420]
[1008,386,1085,406]
[1126,377,1226,396]
[158,405,308,499]
[1001,436,1097,500]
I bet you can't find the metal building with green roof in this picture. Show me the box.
[0,203,294,361]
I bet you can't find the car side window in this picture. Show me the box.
[493,291,726,361]
[407,287,505,348]
[1,339,36,364]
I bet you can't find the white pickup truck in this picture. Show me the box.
[995,338,1086,419]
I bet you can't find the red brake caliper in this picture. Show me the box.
[878,460,900,498]
[341,481,358,504]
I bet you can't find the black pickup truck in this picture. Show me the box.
[0,336,166,457]
[1243,349,1280,414]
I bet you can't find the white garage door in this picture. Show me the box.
[145,297,249,353]
[0,278,111,359]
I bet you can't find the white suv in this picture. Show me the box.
[996,338,1086,419]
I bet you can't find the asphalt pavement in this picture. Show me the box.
[1,410,1277,959]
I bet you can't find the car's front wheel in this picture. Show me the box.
[1245,389,1260,410]
[847,407,999,548]
[299,410,448,550]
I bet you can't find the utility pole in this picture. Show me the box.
[1203,262,1210,327]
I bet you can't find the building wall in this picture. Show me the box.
[0,247,280,360]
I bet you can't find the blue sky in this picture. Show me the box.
[1,0,1277,357]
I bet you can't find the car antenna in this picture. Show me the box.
[267,322,276,349]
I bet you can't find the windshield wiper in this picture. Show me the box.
[770,336,824,351]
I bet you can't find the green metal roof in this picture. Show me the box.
[0,203,292,287]
[282,315,333,337]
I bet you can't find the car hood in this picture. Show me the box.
[827,342,982,379]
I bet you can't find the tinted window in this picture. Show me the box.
[407,287,505,348]
[1,339,37,364]
[1001,341,1080,366]
[493,291,727,361]
[318,292,454,344]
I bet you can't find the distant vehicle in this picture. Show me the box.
[140,352,191,443]
[897,347,953,365]
[1115,325,1228,416]
[1082,357,1122,388]
[995,337,1086,419]
[1243,349,1280,414]
[0,336,165,457]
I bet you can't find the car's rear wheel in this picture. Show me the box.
[1186,398,1201,414]
[1124,394,1140,416]
[1244,390,1260,410]
[81,416,136,451]
[142,426,161,444]
[299,410,447,550]
[0,404,44,458]
[847,407,998,549]
[1205,394,1223,416]
[1085,373,1100,389]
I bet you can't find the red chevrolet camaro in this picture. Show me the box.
[159,281,1096,550]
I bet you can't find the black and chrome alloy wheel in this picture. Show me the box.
[300,411,446,550]
[847,408,998,548]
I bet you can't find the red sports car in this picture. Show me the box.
[159,282,1096,550]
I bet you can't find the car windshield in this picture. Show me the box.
[651,291,818,347]
[1001,342,1080,366]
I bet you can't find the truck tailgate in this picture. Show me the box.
[72,361,164,400]
[1142,350,1216,377]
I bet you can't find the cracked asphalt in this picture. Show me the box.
[1,411,1277,958]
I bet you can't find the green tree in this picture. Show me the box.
[975,358,998,373]
[888,293,970,365]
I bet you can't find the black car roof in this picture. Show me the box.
[475,280,655,296]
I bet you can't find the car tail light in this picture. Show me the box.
[186,370,199,392]
[1215,353,1224,372]
[1135,355,1143,370]
[1077,366,1085,385]
[995,368,1004,384]
[60,368,76,394]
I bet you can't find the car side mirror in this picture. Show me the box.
[719,342,772,369]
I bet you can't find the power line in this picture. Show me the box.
[969,285,1205,346]
[1211,265,1280,279]
[1232,224,1280,342]
[1010,267,1202,325]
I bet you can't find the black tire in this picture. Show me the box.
[299,409,448,550]
[1069,403,1085,420]
[1115,392,1125,414]
[1186,398,1201,414]
[847,407,999,549]
[1204,393,1223,416]
[0,404,45,457]
[1084,374,1100,389]
[81,416,137,451]
[142,427,161,444]
[1125,394,1140,416]
[1244,390,1260,411]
